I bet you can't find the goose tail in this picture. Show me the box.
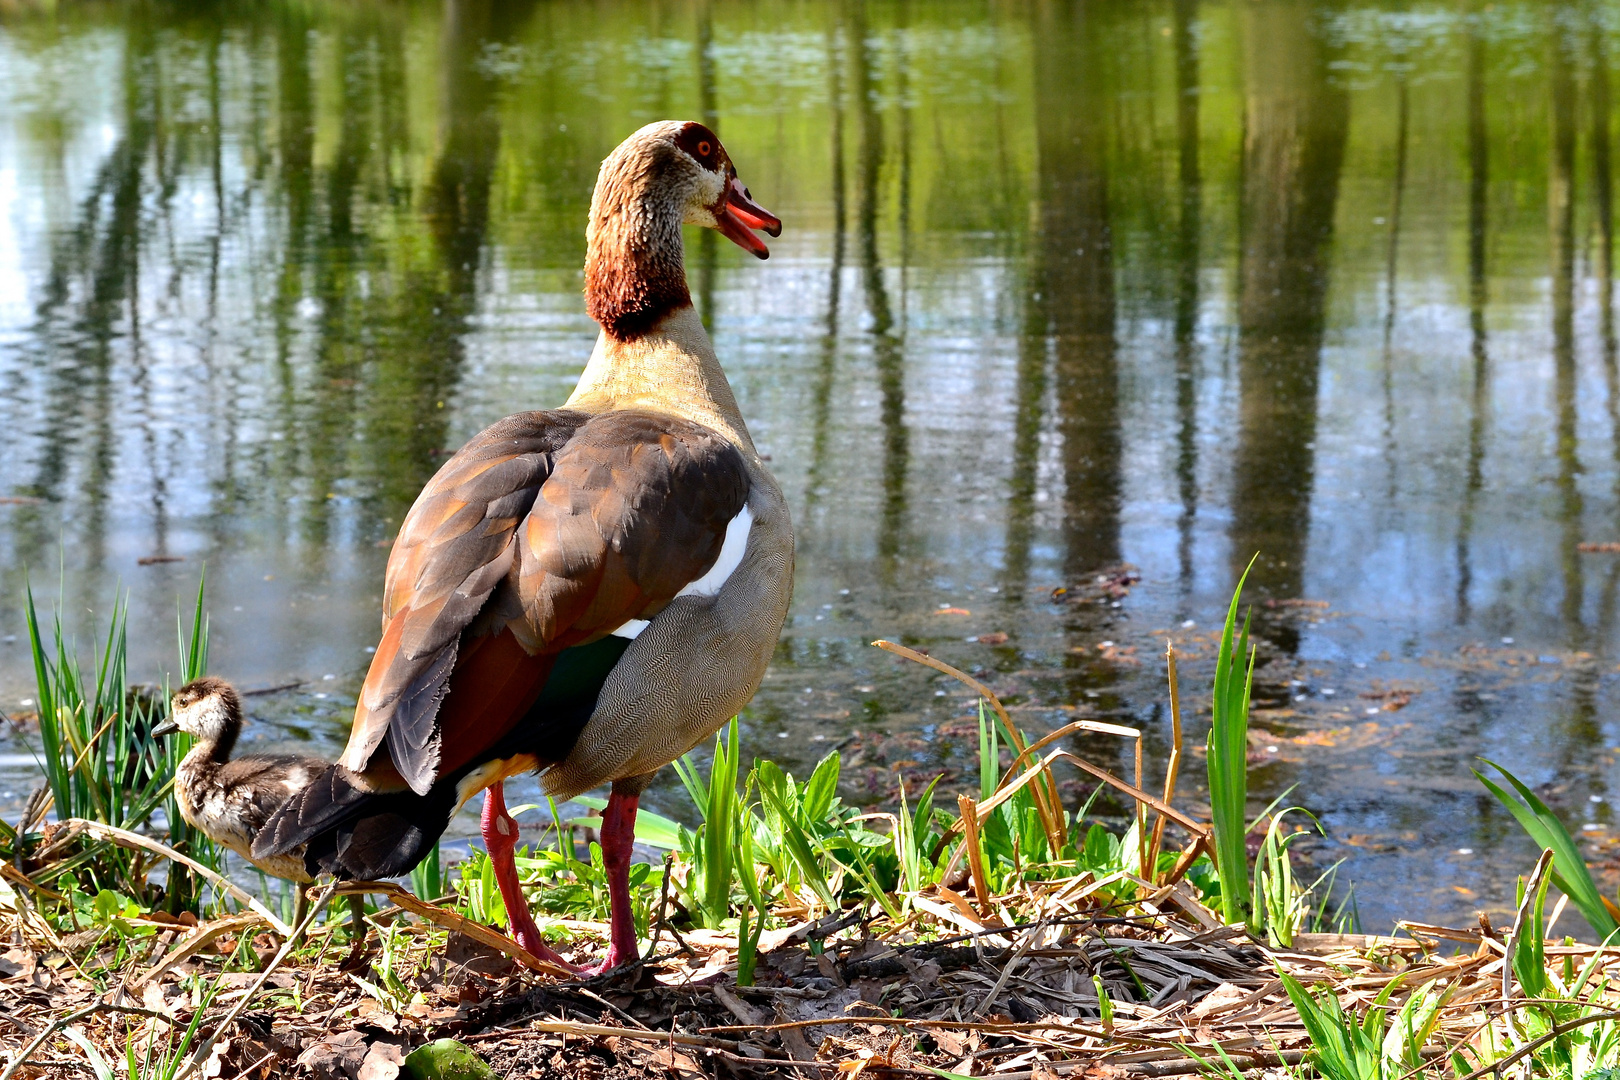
[254,765,457,880]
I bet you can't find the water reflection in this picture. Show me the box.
[1038,1,1121,580]
[802,16,847,529]
[1173,0,1201,593]
[6,0,1620,932]
[1231,0,1347,651]
[850,0,911,573]
[1456,5,1489,625]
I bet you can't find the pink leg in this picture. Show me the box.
[481,782,575,971]
[578,787,641,976]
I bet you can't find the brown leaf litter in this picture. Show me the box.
[0,865,1606,1080]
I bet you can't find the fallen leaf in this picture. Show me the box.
[200,1035,232,1079]
[358,1039,406,1080]
[445,931,516,978]
[1189,981,1249,1019]
[0,949,36,980]
[645,1045,706,1080]
[296,1030,369,1080]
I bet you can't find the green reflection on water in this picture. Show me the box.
[5,0,1620,930]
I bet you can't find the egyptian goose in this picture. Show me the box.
[157,677,368,958]
[256,121,790,975]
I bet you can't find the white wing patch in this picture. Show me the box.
[678,503,753,598]
[607,504,752,639]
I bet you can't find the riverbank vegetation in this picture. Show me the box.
[0,578,1617,1079]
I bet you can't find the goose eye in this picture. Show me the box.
[697,140,712,157]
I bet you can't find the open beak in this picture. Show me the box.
[153,719,179,738]
[714,176,781,260]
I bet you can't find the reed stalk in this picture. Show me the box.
[1147,639,1185,883]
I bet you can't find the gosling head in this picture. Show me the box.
[585,120,781,340]
[154,676,242,746]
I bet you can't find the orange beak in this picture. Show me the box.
[714,176,781,259]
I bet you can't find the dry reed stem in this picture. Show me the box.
[65,709,120,778]
[172,881,339,1080]
[874,640,1066,857]
[331,879,574,977]
[1043,750,1208,837]
[128,912,266,990]
[62,819,292,935]
[1502,848,1555,1014]
[958,793,992,918]
[1135,736,1146,880]
[1148,641,1185,883]
[941,719,1148,840]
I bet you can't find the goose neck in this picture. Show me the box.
[584,178,691,342]
[567,306,755,454]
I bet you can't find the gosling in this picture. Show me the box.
[156,676,367,962]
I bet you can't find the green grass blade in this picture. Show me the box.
[61,1027,116,1080]
[411,841,443,899]
[803,753,840,820]
[24,584,70,820]
[757,779,836,910]
[571,796,681,850]
[1208,556,1257,926]
[978,701,998,803]
[673,754,708,815]
[1476,759,1619,938]
[698,718,740,928]
[183,568,209,682]
[1278,970,1361,1080]
[1510,868,1551,1001]
[829,821,902,920]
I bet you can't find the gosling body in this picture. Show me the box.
[160,677,367,956]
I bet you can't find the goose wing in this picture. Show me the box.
[341,408,750,794]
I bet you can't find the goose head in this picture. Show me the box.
[155,675,242,751]
[585,120,781,341]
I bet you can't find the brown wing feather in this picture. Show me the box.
[343,408,749,795]
[343,411,589,787]
[515,412,750,649]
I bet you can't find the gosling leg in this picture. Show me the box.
[338,893,370,972]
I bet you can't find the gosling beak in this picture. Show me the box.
[714,176,781,260]
[153,719,179,738]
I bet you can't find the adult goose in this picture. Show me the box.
[257,121,791,975]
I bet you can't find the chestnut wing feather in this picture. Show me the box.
[343,409,750,795]
[342,411,589,786]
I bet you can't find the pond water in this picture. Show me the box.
[3,0,1620,934]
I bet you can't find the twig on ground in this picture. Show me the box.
[0,1001,172,1080]
[63,819,292,936]
[172,881,340,1080]
[331,879,573,977]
